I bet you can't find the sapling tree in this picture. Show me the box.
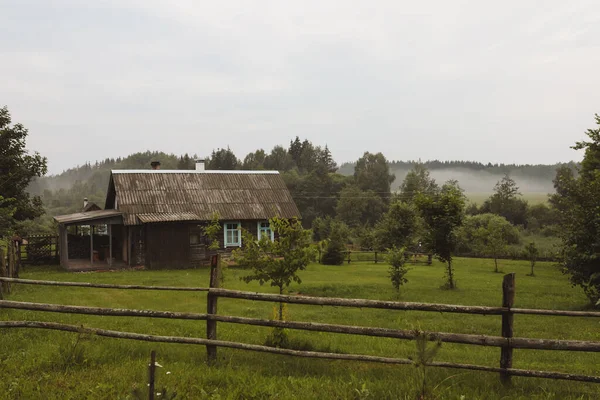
[234,217,313,320]
[203,212,221,252]
[415,181,465,289]
[387,246,409,293]
[525,242,538,276]
[473,215,512,273]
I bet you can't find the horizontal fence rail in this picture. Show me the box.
[0,277,209,292]
[212,288,600,318]
[2,300,599,352]
[1,320,599,384]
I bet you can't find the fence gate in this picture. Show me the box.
[20,235,59,265]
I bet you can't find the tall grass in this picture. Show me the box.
[0,259,597,399]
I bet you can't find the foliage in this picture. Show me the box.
[410,333,442,400]
[321,220,349,265]
[264,303,289,348]
[387,246,409,292]
[206,147,241,170]
[0,196,17,238]
[203,213,221,251]
[353,152,395,201]
[399,162,439,202]
[0,106,48,237]
[235,217,313,319]
[480,175,528,226]
[550,114,600,304]
[458,214,516,273]
[525,242,538,276]
[374,200,420,251]
[335,185,388,227]
[415,181,466,289]
[242,149,267,170]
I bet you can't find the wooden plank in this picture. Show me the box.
[206,253,221,364]
[2,298,597,353]
[0,277,208,291]
[148,350,156,400]
[0,300,208,320]
[108,223,112,267]
[0,320,598,384]
[500,273,516,385]
[210,288,600,318]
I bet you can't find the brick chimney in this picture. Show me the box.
[195,159,205,171]
[83,197,88,208]
[150,161,161,170]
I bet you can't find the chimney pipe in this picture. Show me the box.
[195,159,205,171]
[83,198,88,209]
[150,161,161,170]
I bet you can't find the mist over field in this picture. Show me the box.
[392,167,555,194]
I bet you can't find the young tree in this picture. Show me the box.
[525,242,538,277]
[0,106,48,236]
[550,114,600,304]
[235,218,313,320]
[415,181,465,289]
[203,213,221,251]
[321,220,349,265]
[473,215,512,273]
[387,246,409,293]
[374,201,419,251]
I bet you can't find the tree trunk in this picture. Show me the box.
[447,259,455,289]
[494,257,499,273]
[278,286,284,321]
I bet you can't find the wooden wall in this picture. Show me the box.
[144,220,263,269]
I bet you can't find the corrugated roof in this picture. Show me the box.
[137,212,200,223]
[110,171,301,225]
[54,210,123,225]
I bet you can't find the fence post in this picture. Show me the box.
[206,253,221,365]
[148,350,156,400]
[347,251,351,264]
[0,247,4,299]
[374,251,378,264]
[500,273,516,385]
[427,254,433,265]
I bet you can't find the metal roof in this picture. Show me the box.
[54,209,123,225]
[109,171,301,225]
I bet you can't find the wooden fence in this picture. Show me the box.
[318,250,433,265]
[19,234,59,265]
[0,255,599,387]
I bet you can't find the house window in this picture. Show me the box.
[224,222,241,247]
[190,233,200,245]
[257,221,274,241]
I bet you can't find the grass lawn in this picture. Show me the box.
[0,258,598,399]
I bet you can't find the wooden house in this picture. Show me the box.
[53,162,300,270]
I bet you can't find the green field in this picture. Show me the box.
[0,259,598,399]
[466,192,549,205]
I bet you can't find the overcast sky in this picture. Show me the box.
[2,1,600,174]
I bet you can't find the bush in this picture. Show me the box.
[387,246,409,292]
[321,220,349,265]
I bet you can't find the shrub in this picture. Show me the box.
[387,246,409,292]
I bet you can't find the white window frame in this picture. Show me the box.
[257,221,275,242]
[223,221,241,248]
